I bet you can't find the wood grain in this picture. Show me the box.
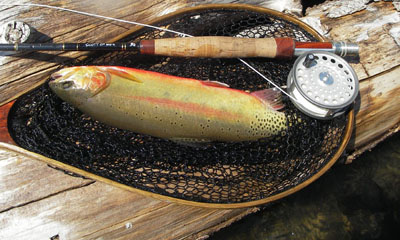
[302,1,400,158]
[347,65,400,162]
[0,0,187,105]
[0,145,255,239]
[305,1,400,79]
[0,147,94,213]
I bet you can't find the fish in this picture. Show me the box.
[49,66,287,145]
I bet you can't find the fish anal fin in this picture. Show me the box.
[251,88,285,111]
[169,137,212,148]
[202,80,230,88]
[103,66,143,83]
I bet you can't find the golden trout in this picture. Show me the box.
[49,66,287,144]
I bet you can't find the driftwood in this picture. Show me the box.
[301,0,400,162]
[0,0,399,239]
[0,145,255,239]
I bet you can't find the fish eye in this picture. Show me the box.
[62,81,74,89]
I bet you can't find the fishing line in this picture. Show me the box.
[238,58,296,101]
[0,3,299,102]
[0,3,192,37]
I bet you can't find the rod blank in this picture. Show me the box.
[0,42,139,51]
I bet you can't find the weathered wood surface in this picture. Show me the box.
[0,147,255,239]
[0,0,399,239]
[0,0,188,105]
[0,148,94,213]
[301,0,400,162]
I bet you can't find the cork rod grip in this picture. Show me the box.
[140,37,295,58]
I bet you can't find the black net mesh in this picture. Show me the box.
[8,8,349,204]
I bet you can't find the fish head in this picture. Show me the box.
[49,66,110,106]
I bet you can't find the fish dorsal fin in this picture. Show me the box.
[202,80,230,88]
[251,88,285,111]
[103,66,143,83]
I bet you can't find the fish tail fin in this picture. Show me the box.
[251,88,285,111]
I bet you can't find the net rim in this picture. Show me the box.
[0,4,354,208]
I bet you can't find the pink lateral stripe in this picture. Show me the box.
[127,95,241,120]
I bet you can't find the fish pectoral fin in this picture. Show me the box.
[251,88,285,111]
[202,80,230,88]
[169,137,212,148]
[104,66,143,83]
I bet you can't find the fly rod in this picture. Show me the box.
[0,37,359,58]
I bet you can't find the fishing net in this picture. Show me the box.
[8,6,350,205]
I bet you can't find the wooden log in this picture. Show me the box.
[0,0,399,239]
[301,0,400,162]
[0,154,255,240]
[0,147,94,213]
[0,0,188,106]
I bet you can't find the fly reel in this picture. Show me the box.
[287,51,359,119]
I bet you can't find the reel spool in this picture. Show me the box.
[287,51,359,119]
